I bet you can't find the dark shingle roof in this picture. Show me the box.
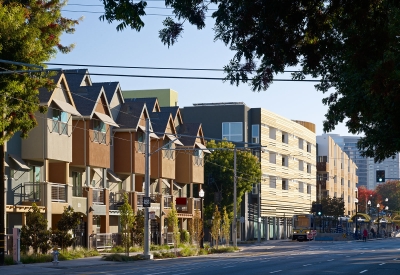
[178,123,202,146]
[125,98,158,112]
[38,70,63,104]
[63,69,89,91]
[116,101,146,129]
[70,85,103,117]
[150,112,173,136]
[94,82,120,103]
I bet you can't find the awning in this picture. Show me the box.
[107,169,121,182]
[8,154,30,171]
[195,142,211,154]
[161,179,182,190]
[173,181,182,190]
[93,112,119,127]
[52,99,82,117]
[137,125,159,139]
[92,167,103,177]
[166,134,183,146]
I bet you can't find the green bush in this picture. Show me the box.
[179,245,197,257]
[210,246,238,254]
[102,253,144,262]
[20,254,53,264]
[198,248,209,255]
[129,246,143,252]
[181,230,190,243]
[153,251,176,259]
[4,255,15,265]
[150,244,169,251]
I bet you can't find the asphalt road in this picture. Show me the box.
[2,239,400,275]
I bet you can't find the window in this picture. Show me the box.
[137,132,145,153]
[282,156,288,167]
[52,109,68,135]
[251,124,259,144]
[72,171,82,197]
[306,142,311,153]
[341,178,344,186]
[307,163,311,173]
[29,166,41,201]
[298,138,304,149]
[269,152,276,164]
[93,120,106,144]
[307,184,311,194]
[299,160,304,171]
[269,177,276,188]
[194,149,203,166]
[163,139,174,159]
[298,182,304,193]
[282,132,288,144]
[269,127,276,140]
[282,179,288,190]
[222,122,243,141]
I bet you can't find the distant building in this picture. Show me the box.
[316,135,358,215]
[181,102,317,240]
[327,134,400,190]
[123,88,178,107]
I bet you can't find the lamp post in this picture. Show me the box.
[199,188,205,248]
[367,200,371,216]
[355,198,359,240]
[377,203,380,238]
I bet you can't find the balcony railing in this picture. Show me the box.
[164,195,172,208]
[51,183,67,202]
[50,119,68,135]
[194,198,201,210]
[23,182,41,202]
[194,156,203,166]
[93,130,106,144]
[137,142,145,153]
[163,149,174,159]
[93,188,104,204]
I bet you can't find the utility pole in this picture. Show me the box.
[233,148,237,247]
[143,118,152,259]
[258,182,261,243]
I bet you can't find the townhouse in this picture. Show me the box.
[4,70,207,247]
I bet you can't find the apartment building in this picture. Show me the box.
[316,135,358,215]
[4,70,207,247]
[181,102,317,240]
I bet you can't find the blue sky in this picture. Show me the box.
[50,0,357,137]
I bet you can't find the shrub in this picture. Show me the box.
[4,255,15,265]
[153,251,176,259]
[102,254,142,262]
[198,248,208,255]
[179,245,197,257]
[181,230,190,243]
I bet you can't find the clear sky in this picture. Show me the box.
[50,0,358,137]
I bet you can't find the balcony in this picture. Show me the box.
[22,182,42,204]
[50,183,67,202]
[50,119,68,135]
[93,188,105,205]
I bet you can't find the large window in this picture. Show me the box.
[222,122,243,142]
[52,109,68,135]
[72,171,82,197]
[251,124,259,144]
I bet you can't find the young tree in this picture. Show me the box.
[20,203,51,255]
[132,209,144,248]
[51,206,81,251]
[221,207,230,246]
[191,210,203,249]
[210,205,221,250]
[204,140,261,220]
[100,1,400,162]
[119,193,135,256]
[167,201,180,255]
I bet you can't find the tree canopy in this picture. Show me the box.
[100,0,400,162]
[204,140,261,219]
[0,0,78,144]
[375,180,400,212]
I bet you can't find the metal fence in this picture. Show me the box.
[164,196,172,208]
[50,183,67,202]
[23,182,41,202]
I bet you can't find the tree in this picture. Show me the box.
[100,1,400,162]
[51,206,81,251]
[318,196,345,219]
[375,181,400,212]
[119,193,135,256]
[221,206,230,246]
[20,203,51,255]
[204,140,261,220]
[190,209,203,248]
[210,205,221,249]
[167,201,179,255]
[357,186,378,214]
[131,209,144,248]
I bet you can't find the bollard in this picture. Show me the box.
[52,247,60,266]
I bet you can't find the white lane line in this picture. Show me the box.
[303,264,312,266]
[346,256,351,258]
[360,270,368,274]
[327,259,334,261]
[270,271,282,274]
[223,266,236,268]
[394,258,398,260]
[379,263,385,266]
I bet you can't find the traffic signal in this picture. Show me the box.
[376,170,385,182]
[316,204,323,216]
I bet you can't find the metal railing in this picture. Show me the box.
[51,183,67,202]
[137,142,145,153]
[89,233,121,250]
[51,119,68,135]
[93,130,106,144]
[194,156,203,166]
[23,182,41,202]
[93,188,104,204]
[163,148,174,159]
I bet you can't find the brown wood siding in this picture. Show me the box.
[133,140,145,174]
[150,140,162,178]
[114,132,132,174]
[87,125,110,168]
[49,162,67,184]
[175,150,191,183]
[71,120,85,166]
[162,157,175,179]
[95,95,109,115]
[192,157,204,184]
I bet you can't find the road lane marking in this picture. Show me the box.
[327,259,334,261]
[379,263,385,266]
[223,266,236,268]
[270,270,282,274]
[303,264,312,266]
[346,256,350,257]
[360,270,368,273]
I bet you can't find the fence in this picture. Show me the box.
[23,182,41,202]
[93,188,104,204]
[164,196,172,208]
[50,183,67,202]
[89,233,121,250]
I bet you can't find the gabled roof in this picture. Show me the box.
[38,70,63,104]
[125,97,160,112]
[116,101,147,129]
[63,69,92,91]
[150,111,176,137]
[178,123,205,146]
[95,82,124,104]
[161,106,183,125]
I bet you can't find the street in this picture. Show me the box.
[2,239,400,275]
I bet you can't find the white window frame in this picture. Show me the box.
[251,124,259,144]
[222,122,243,142]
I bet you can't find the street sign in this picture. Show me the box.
[149,211,155,220]
[311,230,317,237]
[307,233,313,240]
[143,196,151,207]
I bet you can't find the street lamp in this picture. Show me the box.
[377,203,380,238]
[367,200,371,216]
[199,188,205,249]
[355,198,359,240]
